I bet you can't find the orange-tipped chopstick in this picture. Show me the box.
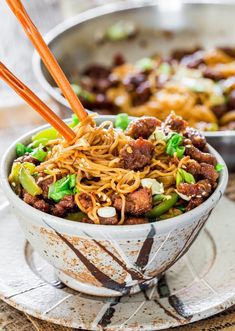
[0,62,76,142]
[6,0,88,122]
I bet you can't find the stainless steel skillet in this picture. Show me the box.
[33,1,235,169]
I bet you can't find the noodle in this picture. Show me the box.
[36,114,180,223]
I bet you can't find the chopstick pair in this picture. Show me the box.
[0,0,88,142]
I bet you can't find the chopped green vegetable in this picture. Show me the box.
[48,174,77,202]
[30,145,47,162]
[28,138,49,149]
[66,211,86,222]
[9,162,21,184]
[70,114,80,128]
[150,129,167,141]
[153,194,171,204]
[106,21,135,41]
[114,113,130,130]
[71,84,95,102]
[16,143,33,157]
[146,193,179,218]
[32,127,59,142]
[16,143,26,157]
[176,170,183,186]
[136,57,155,71]
[176,168,196,186]
[158,62,171,75]
[177,205,186,212]
[215,163,224,172]
[166,133,184,157]
[19,166,42,196]
[22,162,36,175]
[176,146,185,159]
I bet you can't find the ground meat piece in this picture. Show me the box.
[112,187,152,215]
[83,64,111,79]
[132,82,151,106]
[81,215,119,225]
[184,127,206,150]
[124,216,148,225]
[180,50,205,69]
[220,121,235,130]
[185,160,201,177]
[184,141,217,166]
[171,47,202,61]
[15,154,39,165]
[218,47,235,58]
[23,192,50,213]
[211,104,227,119]
[51,195,76,217]
[200,163,219,185]
[178,179,212,198]
[227,90,235,110]
[123,73,146,92]
[113,53,125,67]
[77,193,93,209]
[37,176,54,200]
[120,138,155,170]
[186,197,204,211]
[99,215,119,225]
[126,117,161,139]
[164,113,188,133]
[81,217,94,224]
[203,68,223,81]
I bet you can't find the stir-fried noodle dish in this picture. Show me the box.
[9,113,222,225]
[68,47,235,131]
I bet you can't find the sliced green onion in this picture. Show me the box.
[166,133,184,157]
[136,57,155,71]
[30,145,47,162]
[158,62,171,75]
[176,171,183,186]
[28,138,49,149]
[176,146,185,159]
[70,114,80,128]
[16,143,32,157]
[106,21,136,41]
[9,162,21,184]
[19,166,42,196]
[176,168,196,186]
[215,163,224,172]
[48,174,77,202]
[115,113,130,130]
[71,84,95,102]
[32,127,59,142]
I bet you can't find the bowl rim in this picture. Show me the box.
[0,115,228,233]
[32,0,235,138]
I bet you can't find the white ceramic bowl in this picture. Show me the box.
[0,116,228,297]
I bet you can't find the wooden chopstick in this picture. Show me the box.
[6,0,88,122]
[0,62,76,142]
